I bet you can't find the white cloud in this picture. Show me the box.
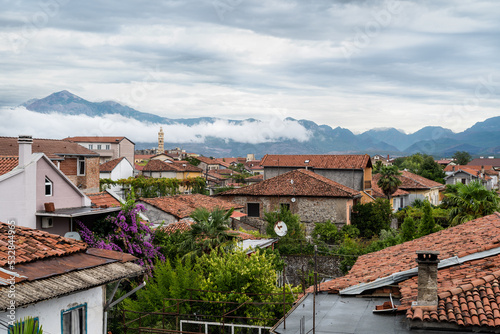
[0,107,311,144]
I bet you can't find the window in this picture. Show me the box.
[97,144,102,150]
[77,157,85,176]
[247,203,260,217]
[280,203,290,211]
[105,144,110,150]
[88,144,93,149]
[45,177,53,196]
[62,304,86,334]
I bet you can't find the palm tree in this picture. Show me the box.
[377,165,402,199]
[180,206,236,258]
[444,180,500,225]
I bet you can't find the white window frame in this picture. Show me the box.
[105,144,110,150]
[97,144,102,150]
[88,144,93,150]
[45,177,53,196]
[61,303,87,334]
[77,157,86,176]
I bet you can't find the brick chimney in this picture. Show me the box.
[18,135,33,167]
[415,250,440,307]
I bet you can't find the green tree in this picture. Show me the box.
[180,207,237,258]
[452,151,472,165]
[444,181,500,225]
[313,220,339,244]
[400,216,416,242]
[399,153,445,183]
[352,198,392,238]
[265,206,304,240]
[377,165,402,199]
[417,201,441,237]
[372,160,384,174]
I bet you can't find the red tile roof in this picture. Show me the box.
[245,174,263,182]
[399,170,444,190]
[447,167,493,180]
[65,136,131,144]
[86,191,121,208]
[219,169,360,198]
[135,164,144,171]
[0,156,18,176]
[0,221,87,266]
[444,165,494,172]
[315,213,500,295]
[139,194,243,219]
[0,136,98,160]
[143,159,202,173]
[159,220,194,235]
[196,156,230,167]
[371,175,409,198]
[260,154,372,169]
[100,157,125,172]
[469,158,500,166]
[135,154,153,161]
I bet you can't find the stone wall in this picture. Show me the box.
[282,254,343,288]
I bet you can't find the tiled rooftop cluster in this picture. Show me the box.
[140,194,243,219]
[86,191,121,208]
[0,222,87,266]
[261,154,371,169]
[0,136,98,159]
[143,159,202,172]
[220,169,360,198]
[398,170,444,189]
[316,213,500,294]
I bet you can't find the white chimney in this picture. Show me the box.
[18,135,33,167]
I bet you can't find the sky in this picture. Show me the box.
[1,0,500,142]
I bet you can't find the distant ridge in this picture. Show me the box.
[20,91,500,158]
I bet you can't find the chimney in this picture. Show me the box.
[18,135,33,167]
[414,250,440,307]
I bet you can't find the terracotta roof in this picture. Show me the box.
[135,154,153,160]
[399,170,444,190]
[371,174,409,198]
[159,220,194,234]
[100,157,125,172]
[0,156,18,176]
[444,165,494,172]
[218,169,360,198]
[139,194,243,219]
[445,167,492,181]
[0,136,98,160]
[228,230,260,240]
[315,213,500,295]
[260,154,372,169]
[470,158,500,166]
[406,269,500,328]
[245,174,263,182]
[143,159,202,173]
[65,136,132,144]
[135,164,144,171]
[0,221,87,266]
[86,191,121,208]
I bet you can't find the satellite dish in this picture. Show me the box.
[291,198,296,203]
[274,221,288,237]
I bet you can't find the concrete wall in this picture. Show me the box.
[142,170,177,178]
[220,195,354,235]
[118,139,135,165]
[140,201,178,225]
[0,285,104,334]
[0,169,37,229]
[282,255,342,287]
[263,167,364,191]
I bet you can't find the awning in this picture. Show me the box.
[35,206,121,218]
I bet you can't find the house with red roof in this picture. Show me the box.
[65,136,135,165]
[218,169,361,234]
[0,135,100,193]
[445,165,499,190]
[260,154,373,194]
[100,157,134,196]
[195,156,230,172]
[272,212,500,333]
[0,222,143,333]
[397,170,445,206]
[371,174,410,211]
[137,194,244,225]
[0,136,120,236]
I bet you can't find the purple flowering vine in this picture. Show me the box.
[77,203,164,276]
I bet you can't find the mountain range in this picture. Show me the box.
[20,90,500,158]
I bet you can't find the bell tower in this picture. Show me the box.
[158,127,164,154]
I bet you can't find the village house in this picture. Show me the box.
[99,157,135,196]
[371,176,410,212]
[444,164,499,190]
[260,154,373,195]
[217,169,361,234]
[371,154,392,167]
[0,222,143,333]
[65,136,135,165]
[469,157,500,170]
[0,136,120,235]
[272,213,500,333]
[0,135,100,193]
[137,193,244,225]
[206,169,242,187]
[141,159,203,180]
[195,156,230,172]
[397,170,445,206]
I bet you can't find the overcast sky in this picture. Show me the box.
[1,0,500,139]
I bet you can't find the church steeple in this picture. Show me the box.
[158,127,164,154]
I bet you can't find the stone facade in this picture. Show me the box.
[282,255,342,287]
[220,195,354,235]
[60,157,100,193]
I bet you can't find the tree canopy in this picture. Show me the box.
[393,153,445,183]
[452,151,472,165]
[377,165,402,199]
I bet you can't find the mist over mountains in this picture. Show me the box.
[20,91,500,158]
